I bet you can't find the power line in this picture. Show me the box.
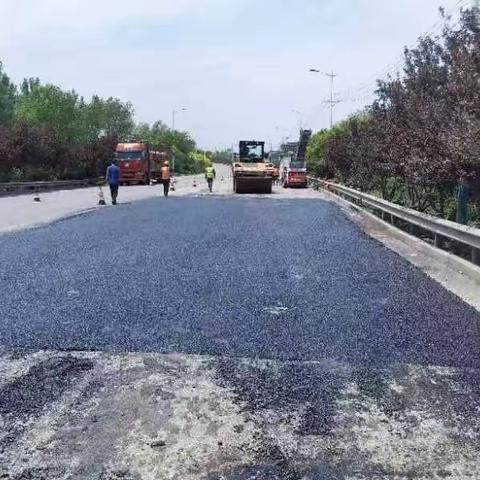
[309,70,342,128]
[333,0,470,104]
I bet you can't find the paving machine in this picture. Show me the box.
[232,141,273,194]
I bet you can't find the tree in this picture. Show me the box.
[306,129,331,178]
[0,62,16,125]
[15,84,81,143]
[131,121,198,173]
[0,62,203,181]
[313,7,480,221]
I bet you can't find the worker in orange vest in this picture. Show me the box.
[161,161,171,197]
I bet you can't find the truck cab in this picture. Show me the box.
[115,143,150,185]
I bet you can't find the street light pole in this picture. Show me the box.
[171,107,187,131]
[171,108,187,174]
[309,69,340,129]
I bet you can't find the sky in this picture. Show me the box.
[0,0,467,150]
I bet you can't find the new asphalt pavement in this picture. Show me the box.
[1,195,479,367]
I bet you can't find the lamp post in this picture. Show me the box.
[171,108,187,174]
[309,69,339,129]
[171,107,187,131]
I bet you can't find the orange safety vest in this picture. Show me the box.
[161,166,170,180]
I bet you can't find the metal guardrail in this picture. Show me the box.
[308,176,480,265]
[0,178,101,196]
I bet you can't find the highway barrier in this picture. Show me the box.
[309,177,480,266]
[0,178,102,197]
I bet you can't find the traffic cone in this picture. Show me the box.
[33,189,41,202]
[193,179,197,188]
[170,178,176,192]
[98,186,106,205]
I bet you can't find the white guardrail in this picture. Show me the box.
[0,178,101,196]
[308,177,480,265]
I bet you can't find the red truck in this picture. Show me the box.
[280,129,311,188]
[115,143,170,185]
[281,161,308,188]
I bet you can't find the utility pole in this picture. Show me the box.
[326,71,339,129]
[309,69,341,129]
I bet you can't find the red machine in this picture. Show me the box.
[280,129,311,188]
[282,164,308,188]
[115,143,170,185]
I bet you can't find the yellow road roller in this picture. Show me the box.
[232,141,273,194]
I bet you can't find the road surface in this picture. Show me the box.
[1,185,480,479]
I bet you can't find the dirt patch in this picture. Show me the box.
[215,358,346,437]
[0,356,93,417]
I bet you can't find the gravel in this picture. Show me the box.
[0,196,479,370]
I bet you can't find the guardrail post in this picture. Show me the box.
[434,233,442,248]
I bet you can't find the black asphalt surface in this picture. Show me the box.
[1,196,480,369]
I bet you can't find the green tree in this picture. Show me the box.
[132,120,198,173]
[306,129,332,178]
[97,97,134,139]
[15,83,81,142]
[0,62,16,125]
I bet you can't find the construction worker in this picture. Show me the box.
[105,159,120,205]
[161,161,171,197]
[205,164,216,192]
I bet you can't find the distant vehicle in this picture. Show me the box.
[115,143,170,185]
[280,130,312,188]
[281,160,308,188]
[232,140,273,194]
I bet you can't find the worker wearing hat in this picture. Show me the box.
[161,160,171,197]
